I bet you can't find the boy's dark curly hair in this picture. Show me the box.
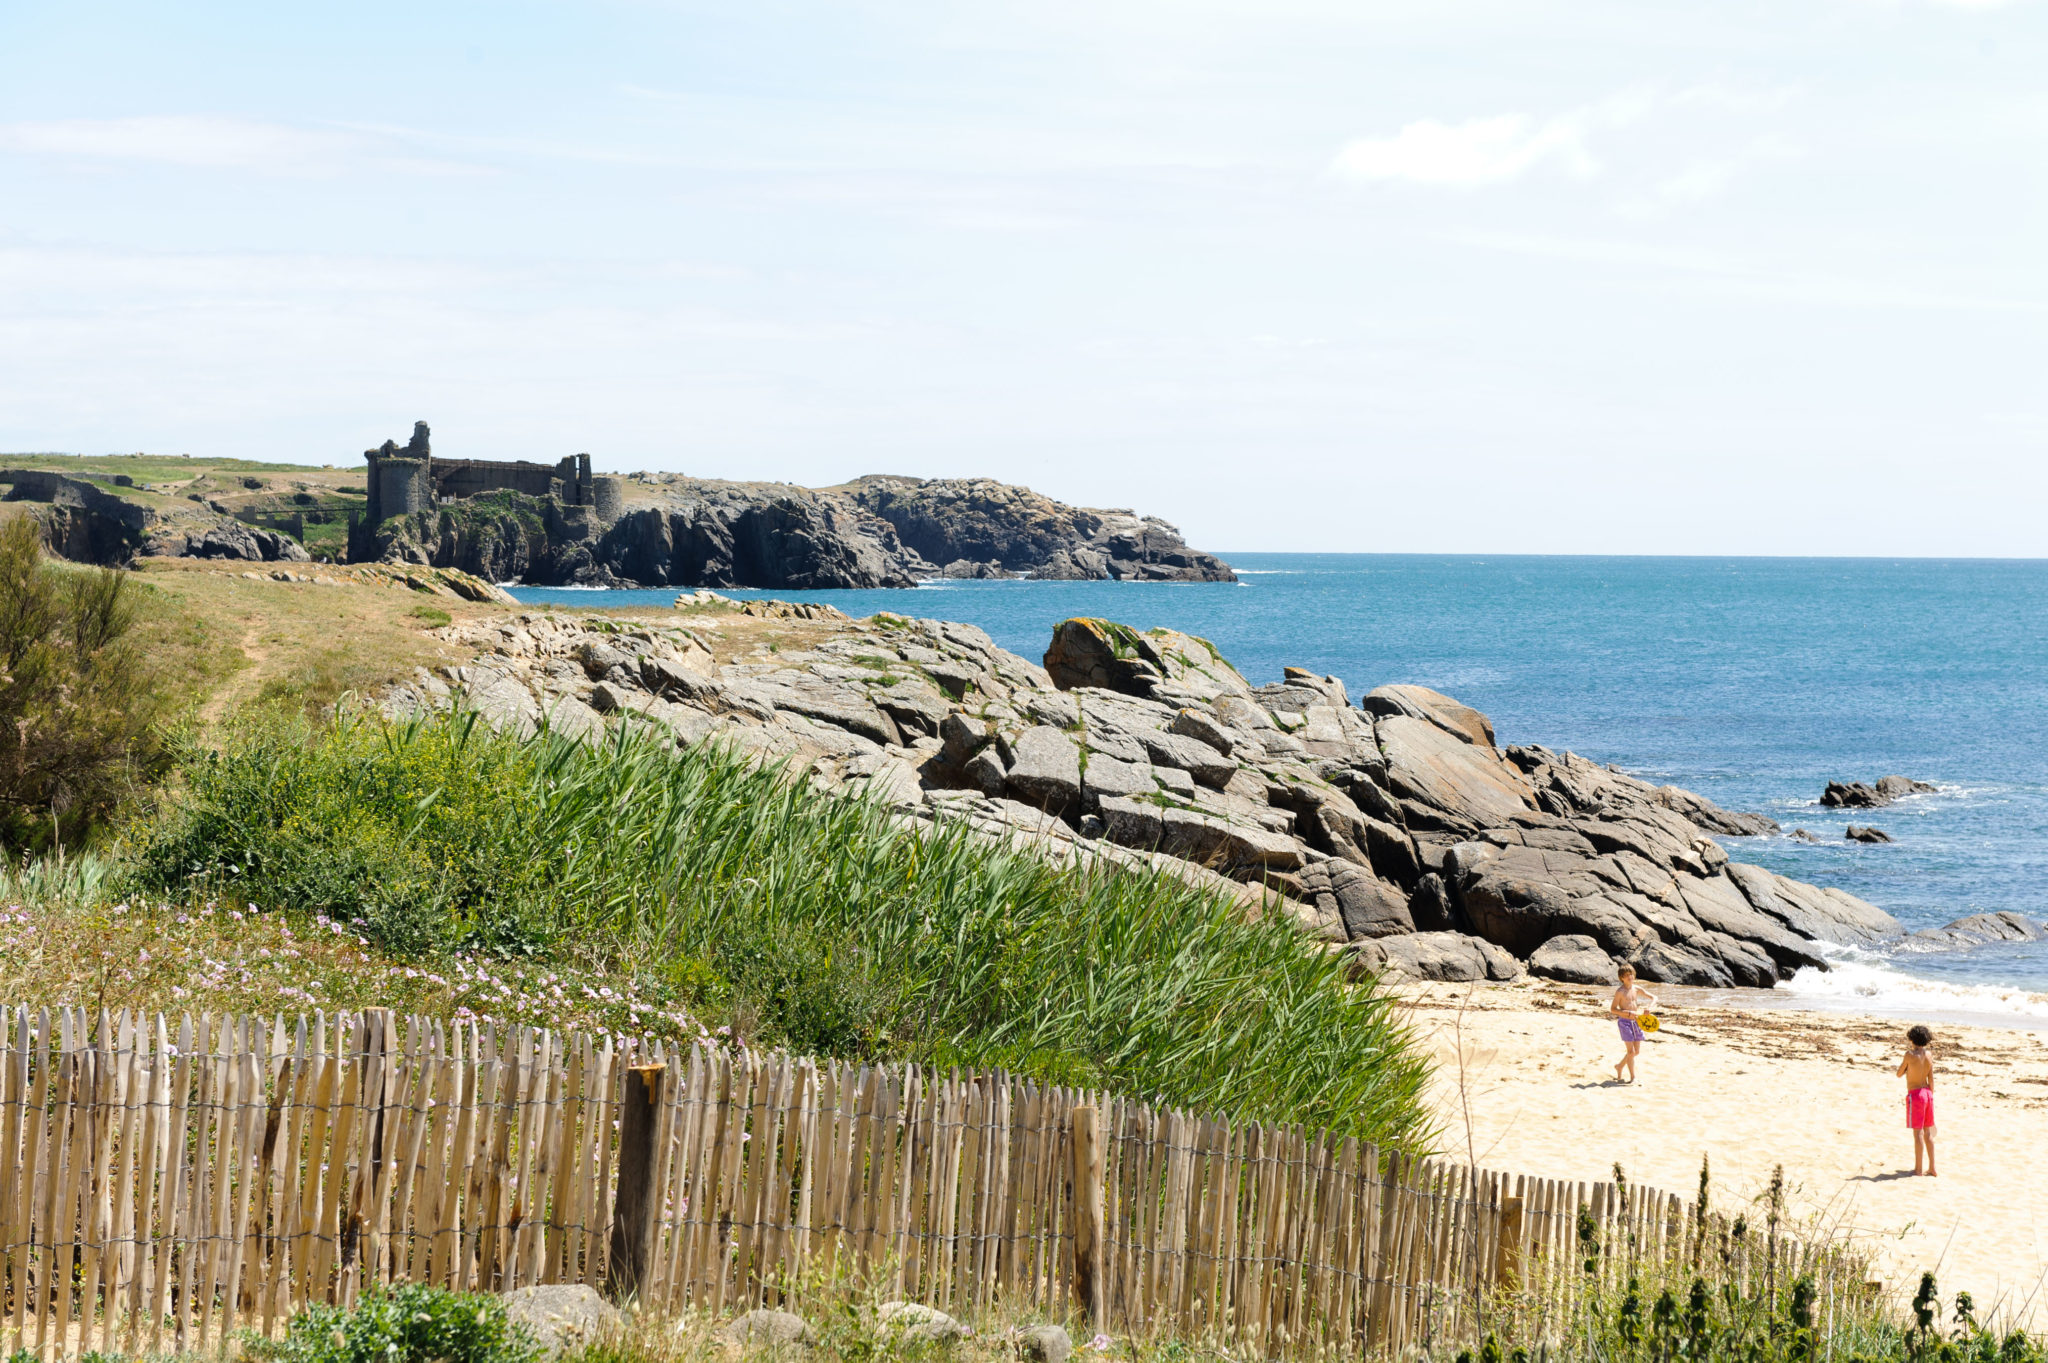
[1908,1024,1933,1047]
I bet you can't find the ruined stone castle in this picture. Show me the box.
[361,422,623,526]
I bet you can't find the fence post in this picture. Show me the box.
[1494,1196,1525,1291]
[607,1063,668,1303]
[1070,1105,1104,1331]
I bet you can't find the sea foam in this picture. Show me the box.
[1780,945,2048,1026]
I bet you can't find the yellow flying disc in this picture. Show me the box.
[1638,1013,1661,1034]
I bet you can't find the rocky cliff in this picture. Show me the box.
[4,444,1233,591]
[3,467,315,566]
[368,470,1234,589]
[385,604,1901,989]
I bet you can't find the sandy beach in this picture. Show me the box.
[1402,979,2048,1323]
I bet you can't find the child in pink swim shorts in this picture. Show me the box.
[1608,964,1657,1084]
[1895,1024,1937,1176]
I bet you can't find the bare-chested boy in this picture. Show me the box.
[1608,965,1658,1084]
[1895,1025,1937,1176]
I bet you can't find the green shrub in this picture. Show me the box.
[134,710,1433,1148]
[248,1282,540,1363]
[409,604,453,628]
[0,517,169,852]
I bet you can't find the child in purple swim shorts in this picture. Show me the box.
[1609,964,1658,1084]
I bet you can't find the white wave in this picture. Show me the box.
[1779,946,2048,1024]
[503,583,630,592]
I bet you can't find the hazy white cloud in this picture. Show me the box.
[1328,113,1597,187]
[1328,89,1664,188]
[0,115,475,176]
[1630,134,1801,212]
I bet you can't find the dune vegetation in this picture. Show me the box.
[131,705,1433,1148]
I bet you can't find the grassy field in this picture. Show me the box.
[118,561,484,718]
[0,450,366,483]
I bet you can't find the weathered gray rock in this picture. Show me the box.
[1137,729,1237,787]
[725,1308,813,1349]
[841,475,1235,584]
[1632,939,1737,988]
[1725,864,1900,946]
[541,695,605,742]
[1877,775,1938,801]
[406,603,1896,997]
[1362,684,1495,748]
[964,747,1008,797]
[1301,860,1415,940]
[1651,784,1779,837]
[1083,754,1158,803]
[1374,715,1533,832]
[1845,825,1892,844]
[1901,911,2045,951]
[1018,1325,1072,1363]
[878,1301,968,1343]
[1170,707,1240,758]
[1528,934,1614,984]
[1098,794,1165,851]
[501,1284,622,1356]
[457,668,542,737]
[1006,726,1083,814]
[1352,931,1523,983]
[1156,804,1304,873]
[1823,777,1935,808]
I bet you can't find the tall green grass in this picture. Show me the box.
[134,709,1432,1149]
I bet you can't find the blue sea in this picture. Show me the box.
[511,555,2048,1020]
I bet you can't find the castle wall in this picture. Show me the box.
[429,458,561,503]
[592,475,624,523]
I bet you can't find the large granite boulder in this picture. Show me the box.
[1528,934,1615,984]
[1005,725,1083,815]
[1723,863,1900,946]
[1352,931,1524,983]
[1300,859,1415,940]
[501,1285,621,1357]
[1362,684,1496,748]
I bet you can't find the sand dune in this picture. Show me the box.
[1401,979,2048,1325]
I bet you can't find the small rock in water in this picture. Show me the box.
[1844,825,1893,844]
[1821,776,1936,809]
[1788,828,1819,843]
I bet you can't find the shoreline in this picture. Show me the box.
[1400,977,2048,1322]
[1646,969,2048,1035]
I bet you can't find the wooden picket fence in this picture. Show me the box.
[0,1006,1855,1361]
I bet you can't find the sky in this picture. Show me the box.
[1,1,2043,555]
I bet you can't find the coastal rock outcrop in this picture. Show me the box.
[1898,911,2044,952]
[2,468,312,565]
[358,437,1234,588]
[834,476,1236,583]
[386,606,1901,988]
[1821,776,1937,808]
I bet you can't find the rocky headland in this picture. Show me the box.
[367,468,1235,589]
[383,601,1916,989]
[4,430,1235,590]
